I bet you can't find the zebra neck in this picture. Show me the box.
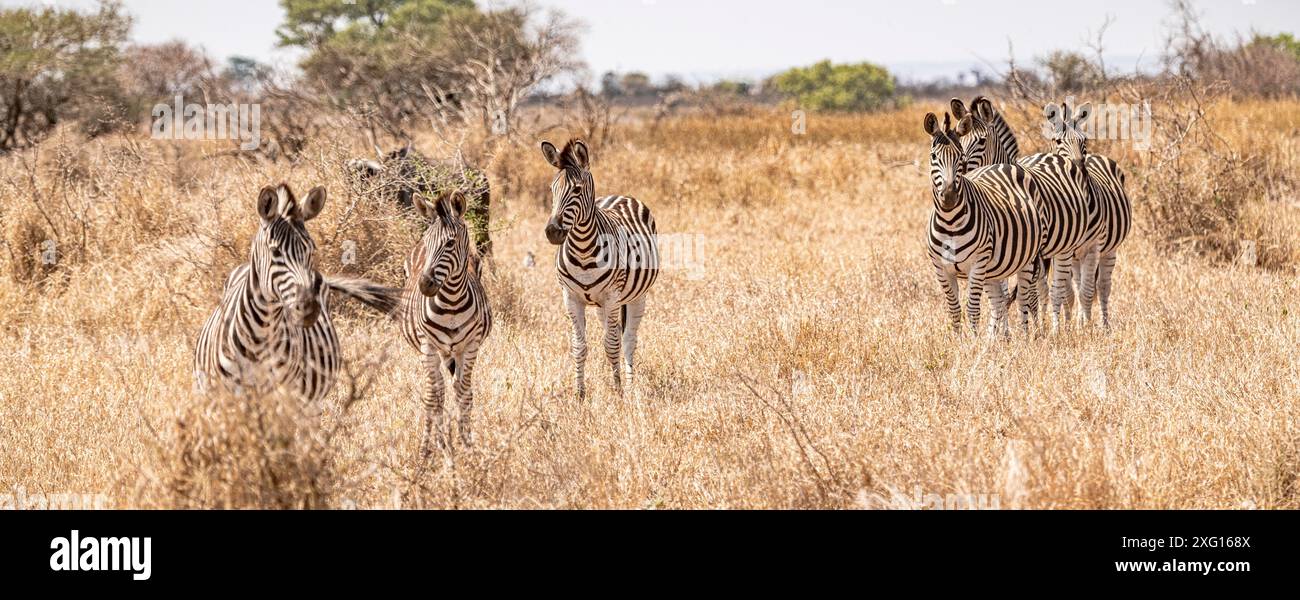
[242,271,294,344]
[565,208,611,259]
[434,270,470,305]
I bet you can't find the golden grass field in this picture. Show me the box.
[0,100,1297,509]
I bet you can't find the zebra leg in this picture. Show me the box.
[986,279,1009,339]
[564,290,588,401]
[966,264,987,334]
[1035,259,1049,325]
[1049,255,1074,333]
[1076,245,1100,326]
[453,345,479,447]
[597,303,624,396]
[419,340,448,458]
[936,268,962,332]
[1016,264,1039,335]
[620,297,647,389]
[1097,251,1118,330]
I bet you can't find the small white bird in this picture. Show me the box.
[522,251,535,268]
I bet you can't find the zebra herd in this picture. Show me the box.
[925,96,1132,335]
[194,139,659,455]
[192,98,1131,455]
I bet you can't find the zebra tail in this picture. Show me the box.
[326,276,402,317]
[620,304,628,335]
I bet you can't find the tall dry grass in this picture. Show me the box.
[0,101,1296,508]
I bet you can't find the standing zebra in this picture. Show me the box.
[399,190,492,453]
[194,183,401,403]
[924,112,1042,334]
[540,139,658,399]
[1050,102,1131,329]
[952,97,1100,331]
[962,98,1131,328]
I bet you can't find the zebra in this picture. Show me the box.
[348,144,494,257]
[952,97,1100,331]
[1050,102,1131,329]
[540,139,659,399]
[194,183,401,404]
[399,189,492,453]
[961,97,1131,328]
[924,112,1042,335]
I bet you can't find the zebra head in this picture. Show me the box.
[924,112,975,212]
[949,98,990,171]
[411,190,470,297]
[540,139,595,246]
[253,183,327,328]
[1051,101,1091,164]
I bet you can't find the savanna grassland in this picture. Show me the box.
[0,100,1297,509]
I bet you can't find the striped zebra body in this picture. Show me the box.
[194,184,400,403]
[1074,153,1131,328]
[541,139,659,399]
[195,262,340,403]
[925,112,1041,334]
[400,191,492,452]
[957,97,1115,330]
[1047,102,1133,329]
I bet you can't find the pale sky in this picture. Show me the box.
[9,0,1300,82]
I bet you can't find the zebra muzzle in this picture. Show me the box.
[418,274,440,297]
[544,222,567,245]
[297,298,320,327]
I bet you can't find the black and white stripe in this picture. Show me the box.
[1051,103,1132,329]
[954,97,1101,331]
[400,190,492,453]
[194,184,400,403]
[962,98,1131,329]
[540,139,658,399]
[925,112,1042,334]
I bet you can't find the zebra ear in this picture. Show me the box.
[923,112,940,137]
[299,186,326,221]
[950,98,967,120]
[413,194,435,222]
[974,97,994,121]
[540,141,562,168]
[954,114,974,138]
[257,186,279,221]
[568,140,590,170]
[445,190,467,219]
[1073,102,1091,125]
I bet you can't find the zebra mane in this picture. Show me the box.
[558,138,589,170]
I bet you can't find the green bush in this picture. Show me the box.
[770,60,899,112]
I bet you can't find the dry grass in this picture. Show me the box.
[0,101,1297,509]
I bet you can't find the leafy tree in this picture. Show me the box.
[1037,50,1102,92]
[277,0,578,138]
[275,0,474,131]
[0,1,132,149]
[770,60,898,112]
[619,72,654,97]
[1250,33,1300,62]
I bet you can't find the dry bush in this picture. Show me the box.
[153,360,382,509]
